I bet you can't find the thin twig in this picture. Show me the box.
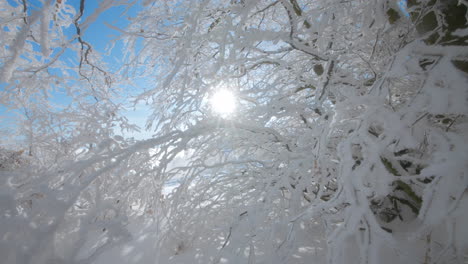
[318,60,335,101]
[21,0,28,24]
[281,0,327,61]
[74,0,109,91]
[445,115,460,132]
[250,1,280,18]
[412,112,428,127]
[220,227,232,249]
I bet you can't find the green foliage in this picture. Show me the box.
[380,156,400,176]
[374,156,424,223]
[394,180,422,208]
[386,8,400,24]
[416,11,437,35]
[363,77,376,87]
[452,60,468,74]
[407,0,467,46]
[389,195,420,215]
[313,64,324,76]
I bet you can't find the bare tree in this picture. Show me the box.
[0,0,467,264]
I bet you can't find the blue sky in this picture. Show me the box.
[1,0,153,140]
[1,0,411,142]
[76,1,154,139]
[398,0,410,17]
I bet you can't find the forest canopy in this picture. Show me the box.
[0,0,467,263]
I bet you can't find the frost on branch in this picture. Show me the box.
[1,0,467,264]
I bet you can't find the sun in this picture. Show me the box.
[210,89,236,116]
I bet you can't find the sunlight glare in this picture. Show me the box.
[210,89,236,116]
